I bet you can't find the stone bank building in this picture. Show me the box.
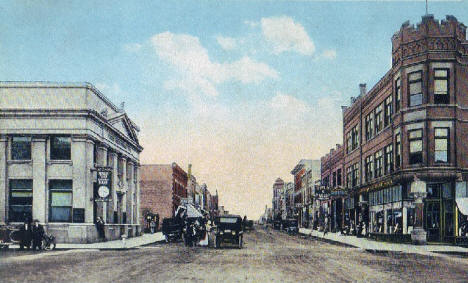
[0,82,143,243]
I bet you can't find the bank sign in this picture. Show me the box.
[96,167,112,201]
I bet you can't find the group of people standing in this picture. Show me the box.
[19,218,45,251]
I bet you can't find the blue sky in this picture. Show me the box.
[1,0,467,218]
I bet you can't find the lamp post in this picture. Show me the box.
[410,176,427,245]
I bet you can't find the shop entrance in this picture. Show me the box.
[424,183,454,242]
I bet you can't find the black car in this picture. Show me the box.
[282,218,299,235]
[161,217,183,242]
[214,215,243,249]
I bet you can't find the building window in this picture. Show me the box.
[352,126,359,150]
[409,129,423,164]
[337,169,342,186]
[395,78,401,112]
[434,69,449,104]
[352,163,359,187]
[49,180,73,222]
[408,71,423,107]
[395,134,401,168]
[11,136,31,160]
[346,131,352,154]
[50,136,71,160]
[384,144,393,174]
[346,166,352,189]
[374,150,383,178]
[434,128,449,163]
[365,113,374,141]
[9,179,33,222]
[374,103,383,133]
[332,171,337,187]
[384,95,393,127]
[365,155,373,182]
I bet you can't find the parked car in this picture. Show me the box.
[161,217,183,242]
[213,215,243,249]
[282,218,299,235]
[273,219,282,230]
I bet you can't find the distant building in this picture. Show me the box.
[140,163,188,223]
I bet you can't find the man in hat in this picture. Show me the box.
[31,219,44,251]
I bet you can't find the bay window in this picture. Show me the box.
[409,129,423,164]
[434,128,449,163]
[409,71,423,106]
[434,69,449,104]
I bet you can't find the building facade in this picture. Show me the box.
[140,163,188,223]
[0,82,142,243]
[272,177,284,221]
[320,15,468,244]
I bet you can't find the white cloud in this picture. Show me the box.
[321,49,337,60]
[123,43,142,53]
[151,31,278,97]
[270,92,310,114]
[216,36,237,50]
[261,16,315,55]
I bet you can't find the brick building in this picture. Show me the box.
[272,177,284,221]
[320,15,468,244]
[140,163,188,224]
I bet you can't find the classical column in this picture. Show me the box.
[96,145,108,222]
[71,136,91,222]
[32,136,47,223]
[127,161,134,225]
[110,152,119,223]
[121,156,127,219]
[135,165,141,227]
[0,136,7,224]
[411,177,427,245]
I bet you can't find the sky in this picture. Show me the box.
[1,0,467,219]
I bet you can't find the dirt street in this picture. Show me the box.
[1,226,467,282]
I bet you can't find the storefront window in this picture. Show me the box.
[409,71,423,106]
[9,179,33,222]
[427,184,440,199]
[49,180,73,222]
[11,137,31,160]
[434,69,449,104]
[50,136,71,160]
[409,129,423,164]
[434,128,449,163]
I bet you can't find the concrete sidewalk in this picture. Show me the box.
[299,228,467,255]
[9,232,165,250]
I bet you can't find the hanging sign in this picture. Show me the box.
[96,167,112,201]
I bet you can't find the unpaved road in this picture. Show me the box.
[1,226,467,282]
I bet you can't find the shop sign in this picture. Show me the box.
[366,180,393,192]
[316,187,331,200]
[96,167,112,202]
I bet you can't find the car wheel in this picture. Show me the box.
[238,236,243,249]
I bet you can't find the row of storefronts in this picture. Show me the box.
[317,15,468,245]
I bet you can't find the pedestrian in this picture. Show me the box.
[155,214,160,231]
[243,215,247,231]
[95,217,106,242]
[150,219,156,234]
[19,219,32,250]
[323,216,329,236]
[31,219,44,251]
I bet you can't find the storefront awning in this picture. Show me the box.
[456,198,468,216]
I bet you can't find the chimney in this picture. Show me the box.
[350,97,355,104]
[359,83,366,97]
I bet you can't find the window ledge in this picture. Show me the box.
[48,160,73,165]
[7,160,32,165]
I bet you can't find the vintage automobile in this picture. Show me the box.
[273,219,282,230]
[282,218,299,235]
[213,215,243,249]
[161,217,183,242]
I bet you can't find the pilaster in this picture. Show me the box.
[0,136,7,223]
[32,137,47,222]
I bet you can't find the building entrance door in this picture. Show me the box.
[425,201,440,242]
[425,183,455,242]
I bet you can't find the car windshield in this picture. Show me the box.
[219,217,238,224]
